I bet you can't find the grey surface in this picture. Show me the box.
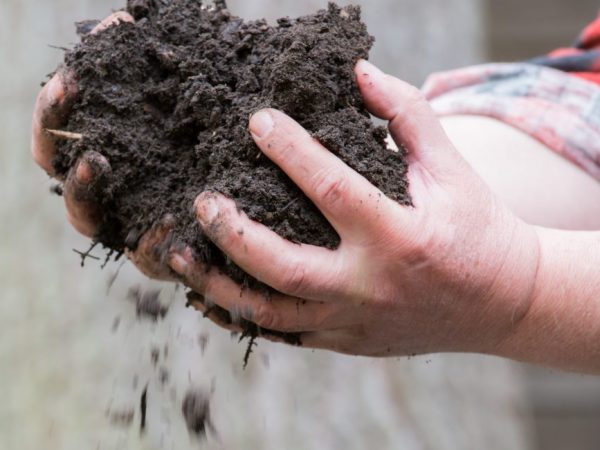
[0,1,540,449]
[487,0,599,61]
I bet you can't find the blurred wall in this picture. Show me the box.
[228,0,485,85]
[487,0,599,61]
[0,1,536,450]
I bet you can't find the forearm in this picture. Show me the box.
[497,228,600,373]
[441,115,600,230]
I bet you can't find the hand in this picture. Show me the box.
[169,60,541,357]
[31,11,177,280]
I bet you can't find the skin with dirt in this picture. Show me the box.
[53,0,410,349]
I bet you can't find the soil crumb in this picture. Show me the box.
[140,386,148,432]
[150,346,160,366]
[110,409,135,427]
[128,287,169,321]
[182,389,211,438]
[198,333,209,354]
[158,366,170,385]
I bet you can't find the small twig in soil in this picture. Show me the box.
[45,129,83,141]
[106,259,127,295]
[101,249,115,269]
[238,326,253,343]
[47,44,71,52]
[243,334,258,369]
[73,242,100,267]
[278,198,299,214]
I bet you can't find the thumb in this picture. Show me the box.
[355,60,466,182]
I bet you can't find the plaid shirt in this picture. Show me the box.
[423,15,600,181]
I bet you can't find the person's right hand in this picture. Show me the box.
[31,11,177,281]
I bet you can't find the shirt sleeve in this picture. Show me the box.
[422,14,600,181]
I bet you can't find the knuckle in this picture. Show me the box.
[401,220,439,266]
[311,168,348,212]
[404,84,426,105]
[277,260,308,295]
[253,303,279,330]
[93,11,134,34]
[112,11,134,22]
[270,139,295,162]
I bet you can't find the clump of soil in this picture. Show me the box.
[53,1,409,334]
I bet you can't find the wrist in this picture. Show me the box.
[477,216,541,356]
[493,227,600,373]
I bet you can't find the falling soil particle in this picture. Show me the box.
[150,346,160,366]
[198,333,209,354]
[111,316,121,333]
[182,389,211,438]
[128,287,169,321]
[110,409,135,427]
[158,366,170,385]
[140,386,148,432]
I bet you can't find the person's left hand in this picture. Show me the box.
[168,60,540,357]
[31,11,182,281]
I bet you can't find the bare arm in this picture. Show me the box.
[496,228,600,373]
[441,115,600,231]
[441,116,600,373]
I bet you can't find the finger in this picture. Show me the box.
[127,215,177,281]
[170,250,339,333]
[355,60,464,178]
[31,71,78,177]
[187,296,244,334]
[301,329,365,355]
[189,296,301,347]
[188,292,310,346]
[194,192,347,300]
[91,11,134,34]
[31,11,133,177]
[249,109,397,240]
[64,152,110,237]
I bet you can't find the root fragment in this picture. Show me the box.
[45,129,83,141]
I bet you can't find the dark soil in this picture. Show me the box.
[53,0,410,336]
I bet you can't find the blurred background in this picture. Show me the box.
[1,0,599,449]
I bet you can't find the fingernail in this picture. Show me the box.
[46,76,64,105]
[249,110,274,138]
[196,195,220,226]
[356,59,384,78]
[169,253,188,276]
[75,160,94,185]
